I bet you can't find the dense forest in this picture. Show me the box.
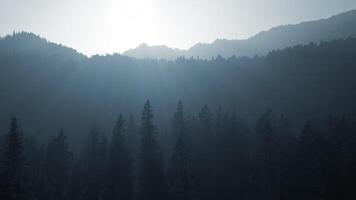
[0,33,355,141]
[1,27,356,200]
[124,10,356,59]
[0,100,355,200]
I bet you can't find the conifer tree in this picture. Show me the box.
[252,109,280,200]
[195,105,213,200]
[138,100,166,200]
[43,129,71,200]
[295,120,325,200]
[104,114,133,200]
[168,101,196,200]
[0,117,27,200]
[127,114,139,161]
[276,115,295,200]
[81,126,107,200]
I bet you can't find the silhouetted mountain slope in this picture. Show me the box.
[124,43,181,60]
[0,33,355,141]
[0,32,85,60]
[124,10,356,59]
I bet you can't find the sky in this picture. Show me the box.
[1,0,356,55]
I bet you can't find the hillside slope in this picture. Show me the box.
[124,10,356,59]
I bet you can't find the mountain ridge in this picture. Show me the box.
[124,9,356,59]
[2,10,356,60]
[0,34,356,136]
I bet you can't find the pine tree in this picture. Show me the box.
[323,117,350,200]
[32,144,45,200]
[172,101,186,142]
[127,114,139,196]
[215,111,250,200]
[168,101,196,200]
[104,114,133,200]
[195,105,213,200]
[295,120,325,200]
[138,100,166,200]
[82,126,107,200]
[23,135,40,199]
[43,129,72,200]
[0,117,27,200]
[252,109,280,200]
[66,159,84,200]
[276,115,295,200]
[127,114,139,162]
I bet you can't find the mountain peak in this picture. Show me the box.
[122,9,356,60]
[123,43,181,60]
[138,43,149,48]
[0,31,84,59]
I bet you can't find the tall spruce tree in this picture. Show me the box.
[215,111,250,200]
[127,114,139,195]
[168,101,196,200]
[0,117,27,200]
[252,109,280,200]
[196,105,213,200]
[43,129,71,200]
[81,126,107,200]
[127,114,139,162]
[295,120,325,200]
[276,115,295,200]
[104,114,133,200]
[138,100,166,200]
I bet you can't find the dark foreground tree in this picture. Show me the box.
[251,109,280,200]
[194,105,213,200]
[138,100,166,200]
[168,101,196,200]
[104,114,133,200]
[82,126,107,200]
[294,120,325,200]
[43,129,72,200]
[0,117,26,200]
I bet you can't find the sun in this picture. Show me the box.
[107,0,155,53]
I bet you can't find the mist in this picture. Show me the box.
[1,0,356,55]
[1,1,356,200]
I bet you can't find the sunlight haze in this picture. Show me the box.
[1,0,356,55]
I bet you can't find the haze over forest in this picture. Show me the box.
[0,2,356,200]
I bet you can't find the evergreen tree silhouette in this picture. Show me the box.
[196,105,213,200]
[168,101,196,200]
[43,129,71,200]
[104,114,133,200]
[252,109,280,200]
[138,100,166,200]
[82,126,107,200]
[0,117,27,200]
[295,120,325,200]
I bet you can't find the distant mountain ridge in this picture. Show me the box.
[123,10,356,59]
[0,31,85,60]
[123,43,181,60]
[0,27,356,138]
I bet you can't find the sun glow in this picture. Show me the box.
[106,0,155,53]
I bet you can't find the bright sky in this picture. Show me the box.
[1,0,356,55]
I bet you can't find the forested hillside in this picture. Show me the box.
[124,10,356,59]
[0,33,355,140]
[0,101,355,200]
[1,1,356,200]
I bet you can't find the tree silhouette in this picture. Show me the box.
[138,100,166,200]
[104,114,133,200]
[168,101,196,200]
[81,126,107,200]
[252,109,280,200]
[295,120,325,200]
[0,117,27,200]
[43,129,72,200]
